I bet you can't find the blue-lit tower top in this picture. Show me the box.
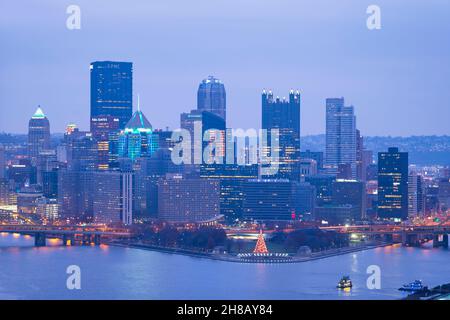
[117,98,158,161]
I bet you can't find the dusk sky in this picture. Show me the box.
[1,0,449,136]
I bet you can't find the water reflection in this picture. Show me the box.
[0,234,448,300]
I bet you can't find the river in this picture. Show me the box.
[0,233,448,300]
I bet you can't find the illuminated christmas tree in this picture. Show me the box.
[253,229,269,253]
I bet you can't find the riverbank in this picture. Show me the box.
[108,240,394,263]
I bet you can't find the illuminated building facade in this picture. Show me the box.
[261,90,301,181]
[157,175,221,223]
[331,179,366,220]
[17,186,43,215]
[117,109,158,161]
[91,115,120,170]
[242,179,304,221]
[0,146,5,179]
[42,169,58,198]
[90,61,133,132]
[57,169,94,221]
[201,164,258,224]
[36,197,59,220]
[408,171,418,217]
[377,147,409,220]
[0,178,10,206]
[92,171,133,225]
[180,109,226,176]
[438,178,450,211]
[7,161,37,188]
[197,76,226,121]
[315,204,360,225]
[325,98,356,178]
[90,61,132,170]
[305,174,336,206]
[64,131,98,171]
[28,107,50,161]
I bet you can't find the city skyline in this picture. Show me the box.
[1,1,449,136]
[1,1,450,304]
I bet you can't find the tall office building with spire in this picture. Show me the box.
[28,106,50,160]
[325,98,357,178]
[197,76,226,122]
[116,100,158,161]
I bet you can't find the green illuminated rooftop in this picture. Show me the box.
[32,106,46,119]
[124,110,152,134]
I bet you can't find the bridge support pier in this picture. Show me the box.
[94,234,101,246]
[82,234,91,246]
[401,232,407,246]
[433,234,439,247]
[383,234,393,242]
[34,233,46,247]
[62,235,74,246]
[434,234,449,248]
[402,233,420,247]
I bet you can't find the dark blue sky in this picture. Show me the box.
[1,0,449,136]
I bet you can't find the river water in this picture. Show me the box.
[0,233,448,300]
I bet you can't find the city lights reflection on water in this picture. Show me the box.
[0,234,448,300]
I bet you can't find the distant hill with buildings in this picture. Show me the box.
[1,133,449,166]
[302,134,450,166]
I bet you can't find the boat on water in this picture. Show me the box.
[399,280,428,292]
[337,276,353,289]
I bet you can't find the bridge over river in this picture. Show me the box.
[321,225,450,248]
[0,224,132,246]
[225,224,450,248]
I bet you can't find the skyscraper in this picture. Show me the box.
[0,178,10,206]
[157,175,221,223]
[331,179,366,220]
[325,98,356,178]
[116,108,158,161]
[242,179,304,221]
[58,169,94,221]
[377,147,409,220]
[0,146,5,179]
[261,90,301,181]
[305,174,336,206]
[197,76,226,121]
[180,109,226,175]
[92,170,133,225]
[408,171,418,217]
[90,61,133,132]
[28,106,50,160]
[90,61,132,169]
[65,130,98,171]
[356,129,364,180]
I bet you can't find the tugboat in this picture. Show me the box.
[337,276,353,289]
[399,280,427,292]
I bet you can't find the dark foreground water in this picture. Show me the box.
[0,233,448,300]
